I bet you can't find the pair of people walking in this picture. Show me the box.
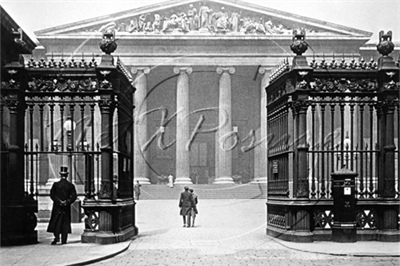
[179,186,198,227]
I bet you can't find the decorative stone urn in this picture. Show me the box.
[290,29,308,56]
[99,29,117,55]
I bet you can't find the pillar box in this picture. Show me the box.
[331,168,357,242]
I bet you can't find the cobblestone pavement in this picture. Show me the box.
[97,199,399,266]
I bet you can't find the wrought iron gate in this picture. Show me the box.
[2,39,137,243]
[266,30,400,242]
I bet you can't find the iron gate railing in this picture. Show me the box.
[306,95,385,200]
[265,30,399,242]
[267,58,399,200]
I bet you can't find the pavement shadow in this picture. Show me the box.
[135,228,171,238]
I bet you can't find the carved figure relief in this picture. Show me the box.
[80,2,327,36]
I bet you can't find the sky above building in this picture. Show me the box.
[1,0,399,44]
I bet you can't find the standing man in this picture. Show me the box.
[179,186,194,227]
[189,188,198,227]
[47,166,77,245]
[167,174,174,188]
[134,180,141,201]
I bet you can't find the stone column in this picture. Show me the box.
[131,67,151,184]
[252,67,271,183]
[173,67,193,185]
[214,67,235,184]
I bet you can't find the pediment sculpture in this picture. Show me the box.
[86,2,327,36]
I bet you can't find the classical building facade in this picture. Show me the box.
[32,0,383,186]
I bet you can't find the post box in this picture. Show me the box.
[331,168,357,242]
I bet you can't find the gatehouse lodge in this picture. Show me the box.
[1,0,399,245]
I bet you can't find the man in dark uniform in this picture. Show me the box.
[47,166,77,245]
[179,186,194,227]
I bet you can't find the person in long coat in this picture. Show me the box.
[134,180,141,200]
[179,186,194,227]
[189,188,198,227]
[47,166,77,245]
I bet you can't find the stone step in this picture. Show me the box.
[138,183,268,200]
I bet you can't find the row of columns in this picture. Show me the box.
[131,66,270,185]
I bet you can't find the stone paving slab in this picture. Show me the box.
[1,199,399,266]
[96,199,399,266]
[0,223,130,266]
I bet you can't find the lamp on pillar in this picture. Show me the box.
[63,117,76,151]
[63,117,76,181]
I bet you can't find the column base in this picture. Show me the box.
[1,200,38,246]
[174,177,193,185]
[81,225,138,244]
[378,230,400,242]
[81,199,138,244]
[251,176,268,183]
[213,177,234,184]
[133,177,151,185]
[267,227,314,242]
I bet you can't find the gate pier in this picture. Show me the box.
[81,199,138,244]
[1,27,138,245]
[265,30,399,242]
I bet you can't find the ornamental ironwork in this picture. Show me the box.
[27,78,98,92]
[311,78,378,92]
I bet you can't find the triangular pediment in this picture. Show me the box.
[35,0,372,38]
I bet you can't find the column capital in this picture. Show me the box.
[258,67,272,75]
[131,67,151,75]
[216,67,235,75]
[173,67,193,75]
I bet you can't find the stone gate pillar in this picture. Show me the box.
[375,32,399,241]
[214,67,235,184]
[98,93,115,198]
[1,60,38,245]
[132,67,151,185]
[174,67,193,185]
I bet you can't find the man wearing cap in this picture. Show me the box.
[179,186,194,227]
[47,166,77,245]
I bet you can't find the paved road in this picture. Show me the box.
[98,199,398,266]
